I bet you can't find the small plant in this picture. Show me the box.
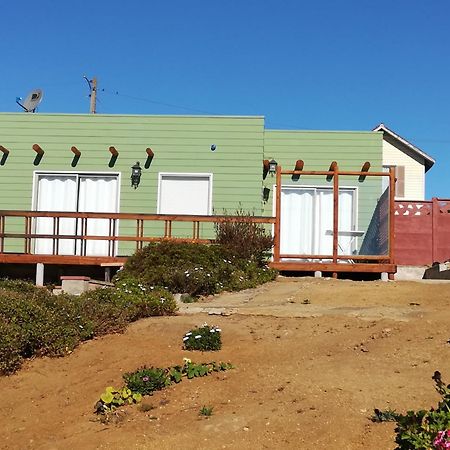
[183,323,222,351]
[214,208,274,264]
[372,371,450,449]
[95,386,142,414]
[199,405,214,417]
[123,366,173,396]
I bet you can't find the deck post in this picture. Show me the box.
[389,166,396,266]
[332,163,339,264]
[273,165,282,263]
[36,263,44,286]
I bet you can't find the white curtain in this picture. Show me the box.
[280,188,314,257]
[35,176,77,255]
[280,187,355,259]
[78,176,118,256]
[316,189,333,255]
[338,190,354,255]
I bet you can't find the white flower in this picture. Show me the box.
[185,332,192,336]
[183,357,191,364]
[215,328,222,332]
[194,335,202,339]
[183,337,189,341]
[210,329,215,333]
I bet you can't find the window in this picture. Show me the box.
[157,173,212,215]
[382,165,405,198]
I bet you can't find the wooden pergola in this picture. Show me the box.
[270,162,396,278]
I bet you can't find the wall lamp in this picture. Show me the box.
[268,159,278,175]
[131,161,142,189]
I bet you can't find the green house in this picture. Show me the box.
[0,112,386,265]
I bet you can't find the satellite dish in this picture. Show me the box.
[16,89,44,112]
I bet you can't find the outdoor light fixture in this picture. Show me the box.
[131,161,142,189]
[268,159,278,175]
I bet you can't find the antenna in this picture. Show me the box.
[16,89,44,112]
[83,76,97,114]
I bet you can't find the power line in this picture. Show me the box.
[101,88,216,115]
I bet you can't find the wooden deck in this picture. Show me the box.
[0,163,396,278]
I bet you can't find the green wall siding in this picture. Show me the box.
[0,113,265,254]
[0,114,383,256]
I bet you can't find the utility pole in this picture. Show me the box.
[89,77,97,114]
[84,76,97,114]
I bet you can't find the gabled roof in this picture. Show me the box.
[373,123,435,172]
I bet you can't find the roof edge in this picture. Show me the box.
[373,123,435,172]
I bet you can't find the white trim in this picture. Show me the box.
[32,170,121,213]
[32,170,121,256]
[157,172,213,215]
[373,123,435,171]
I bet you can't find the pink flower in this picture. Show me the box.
[434,430,450,449]
[142,376,149,382]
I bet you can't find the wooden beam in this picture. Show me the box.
[109,146,118,157]
[109,146,118,167]
[281,170,389,177]
[71,146,81,157]
[358,162,371,182]
[263,159,269,179]
[32,144,44,165]
[32,144,44,155]
[291,160,304,181]
[145,147,154,169]
[326,161,337,182]
[0,145,9,166]
[269,261,396,273]
[71,146,81,167]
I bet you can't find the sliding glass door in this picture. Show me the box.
[280,186,356,258]
[34,173,119,256]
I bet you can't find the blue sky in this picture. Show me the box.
[1,0,449,197]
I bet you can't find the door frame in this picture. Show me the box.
[157,172,213,215]
[31,171,121,255]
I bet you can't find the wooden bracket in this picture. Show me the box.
[145,147,154,169]
[263,159,270,180]
[71,146,81,167]
[291,159,304,181]
[326,161,337,182]
[0,145,9,166]
[109,146,118,167]
[32,144,44,166]
[358,161,370,182]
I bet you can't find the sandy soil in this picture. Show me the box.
[0,277,449,450]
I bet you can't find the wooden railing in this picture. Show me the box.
[0,210,276,263]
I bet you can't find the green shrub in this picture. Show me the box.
[372,371,450,449]
[0,278,177,375]
[183,324,222,351]
[214,209,274,264]
[0,320,23,375]
[119,241,277,297]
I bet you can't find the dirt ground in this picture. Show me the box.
[1,277,449,450]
